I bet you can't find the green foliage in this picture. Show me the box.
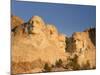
[51,64,55,68]
[43,63,52,72]
[55,59,63,68]
[65,37,74,53]
[64,55,92,70]
[65,37,69,50]
[66,54,80,70]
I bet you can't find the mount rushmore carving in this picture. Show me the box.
[11,15,96,74]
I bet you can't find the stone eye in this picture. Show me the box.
[31,21,34,24]
[50,30,53,35]
[36,20,40,24]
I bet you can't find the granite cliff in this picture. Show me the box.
[11,15,96,74]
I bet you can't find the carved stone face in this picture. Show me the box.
[72,32,87,52]
[72,38,83,50]
[46,25,58,35]
[29,16,45,34]
[29,16,45,29]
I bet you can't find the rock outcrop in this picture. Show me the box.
[66,28,96,69]
[11,15,24,29]
[11,16,67,74]
[11,15,96,74]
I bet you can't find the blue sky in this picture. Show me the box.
[11,0,96,36]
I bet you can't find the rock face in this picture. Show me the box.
[11,15,24,29]
[66,28,96,68]
[11,15,96,74]
[12,16,67,74]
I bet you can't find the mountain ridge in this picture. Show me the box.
[11,15,96,74]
